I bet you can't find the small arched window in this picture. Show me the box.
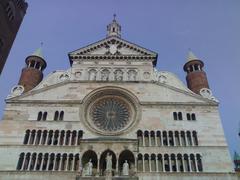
[42,112,47,121]
[30,61,35,68]
[59,111,64,121]
[186,113,191,120]
[178,112,183,120]
[54,111,59,121]
[191,113,196,121]
[37,112,42,121]
[16,153,25,170]
[35,62,40,69]
[173,112,178,120]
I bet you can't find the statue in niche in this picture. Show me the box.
[114,69,123,81]
[85,159,93,176]
[128,70,137,81]
[122,160,129,176]
[89,70,97,81]
[101,69,110,81]
[106,153,112,171]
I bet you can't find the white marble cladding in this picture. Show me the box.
[71,60,153,82]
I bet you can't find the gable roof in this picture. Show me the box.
[6,81,218,106]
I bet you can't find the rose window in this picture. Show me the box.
[90,97,130,132]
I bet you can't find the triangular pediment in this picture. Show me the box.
[68,36,158,65]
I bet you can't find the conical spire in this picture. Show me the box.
[187,50,199,62]
[107,14,121,38]
[32,43,44,59]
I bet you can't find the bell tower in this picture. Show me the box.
[18,47,47,92]
[107,14,121,38]
[183,51,210,94]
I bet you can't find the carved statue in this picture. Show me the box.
[89,70,97,80]
[106,153,112,171]
[122,160,129,176]
[115,70,123,81]
[101,70,110,81]
[86,159,93,176]
[128,70,137,81]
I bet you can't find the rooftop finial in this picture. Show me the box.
[113,14,116,21]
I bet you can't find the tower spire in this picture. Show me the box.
[187,50,198,62]
[107,14,121,38]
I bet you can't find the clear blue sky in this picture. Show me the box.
[0,0,239,159]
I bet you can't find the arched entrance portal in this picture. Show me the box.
[119,150,135,176]
[82,150,98,176]
[100,149,116,176]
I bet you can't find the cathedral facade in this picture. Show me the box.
[0,18,238,180]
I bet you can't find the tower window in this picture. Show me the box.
[5,2,15,21]
[0,39,4,53]
[113,27,115,32]
[194,64,199,71]
[35,62,40,69]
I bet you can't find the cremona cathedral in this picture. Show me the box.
[0,16,238,180]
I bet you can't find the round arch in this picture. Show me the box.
[99,149,116,176]
[82,150,98,176]
[118,150,135,175]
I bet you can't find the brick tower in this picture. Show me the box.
[234,124,240,173]
[234,152,240,172]
[183,51,210,94]
[0,0,28,74]
[18,48,47,92]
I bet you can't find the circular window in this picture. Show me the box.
[90,97,130,131]
[83,87,140,135]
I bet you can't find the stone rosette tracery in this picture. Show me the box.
[83,87,140,135]
[90,96,130,132]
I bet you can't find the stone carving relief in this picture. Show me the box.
[59,73,70,81]
[101,69,110,81]
[143,72,150,80]
[7,85,24,98]
[128,70,137,81]
[86,68,138,82]
[158,75,167,83]
[200,88,218,102]
[75,71,82,79]
[114,69,123,81]
[88,69,97,81]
